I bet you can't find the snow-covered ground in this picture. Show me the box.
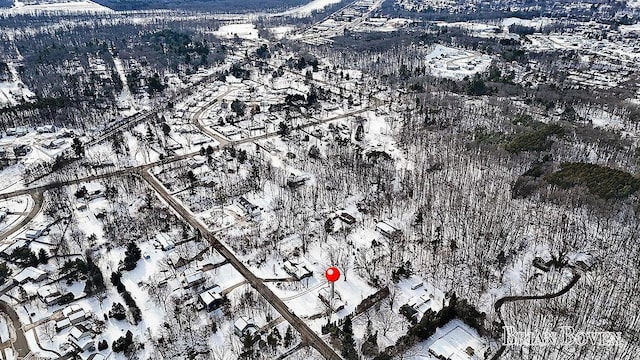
[277,0,342,17]
[2,0,113,15]
[270,26,296,39]
[0,314,11,343]
[213,23,259,40]
[425,45,493,80]
[628,0,640,7]
[0,62,35,108]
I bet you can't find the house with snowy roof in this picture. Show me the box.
[428,324,485,360]
[14,267,47,284]
[37,284,62,305]
[282,260,313,280]
[184,270,205,288]
[375,221,401,239]
[233,317,257,337]
[155,233,176,251]
[68,329,95,352]
[198,285,224,311]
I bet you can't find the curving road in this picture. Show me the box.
[491,268,582,360]
[0,300,30,358]
[0,190,43,241]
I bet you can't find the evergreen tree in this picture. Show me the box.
[0,262,12,284]
[341,316,358,360]
[72,138,84,157]
[38,248,48,264]
[355,124,364,141]
[277,122,291,136]
[283,326,293,348]
[123,242,141,271]
[161,122,171,136]
[238,149,247,164]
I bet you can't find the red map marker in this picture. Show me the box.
[325,267,340,282]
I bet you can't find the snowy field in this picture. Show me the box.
[0,82,35,108]
[277,0,342,17]
[270,26,296,40]
[425,45,493,80]
[213,23,259,40]
[1,0,113,15]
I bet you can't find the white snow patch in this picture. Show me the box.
[278,0,341,17]
[214,23,259,40]
[3,0,113,15]
[270,26,295,40]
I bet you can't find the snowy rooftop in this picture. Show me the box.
[185,270,204,285]
[13,266,47,283]
[375,221,398,234]
[199,286,223,305]
[429,325,485,360]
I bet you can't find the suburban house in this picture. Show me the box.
[14,267,47,284]
[57,304,88,331]
[69,310,87,325]
[286,174,310,188]
[282,260,313,280]
[62,305,88,326]
[56,318,72,332]
[168,252,187,268]
[188,156,207,169]
[318,288,346,312]
[37,285,62,305]
[238,196,262,220]
[25,225,48,239]
[68,325,95,352]
[198,285,224,311]
[375,221,401,239]
[233,317,257,337]
[36,125,56,133]
[44,139,66,149]
[155,233,176,251]
[406,294,436,319]
[184,270,205,288]
[84,183,104,200]
[69,325,93,342]
[337,212,356,225]
[7,127,28,137]
[428,324,485,360]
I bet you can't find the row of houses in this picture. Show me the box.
[4,125,56,136]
